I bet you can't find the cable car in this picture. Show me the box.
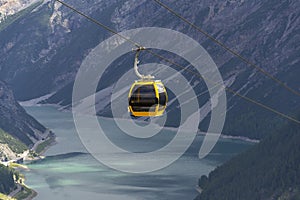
[128,47,168,117]
[128,80,167,117]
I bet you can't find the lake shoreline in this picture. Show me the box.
[21,101,261,145]
[13,134,57,200]
[20,105,253,200]
[22,104,259,144]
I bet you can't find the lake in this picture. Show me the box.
[23,106,253,200]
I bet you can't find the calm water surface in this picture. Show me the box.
[23,106,253,200]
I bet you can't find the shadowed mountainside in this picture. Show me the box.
[196,116,300,200]
[0,81,46,146]
[0,0,299,140]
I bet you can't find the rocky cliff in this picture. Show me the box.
[0,0,39,20]
[0,81,47,146]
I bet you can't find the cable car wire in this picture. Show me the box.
[55,0,141,48]
[153,0,300,97]
[146,50,300,124]
[54,0,300,124]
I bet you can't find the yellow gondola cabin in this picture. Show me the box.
[128,80,167,117]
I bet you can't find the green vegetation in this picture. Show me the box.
[0,164,16,194]
[0,164,34,199]
[9,163,28,171]
[0,129,27,154]
[35,136,55,154]
[0,193,16,200]
[196,116,300,200]
[13,185,35,200]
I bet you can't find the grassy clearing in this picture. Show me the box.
[0,129,27,154]
[9,163,28,170]
[13,185,34,200]
[35,136,55,154]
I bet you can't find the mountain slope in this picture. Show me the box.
[0,0,39,23]
[196,117,300,200]
[0,81,47,146]
[0,128,27,161]
[0,164,16,195]
[0,0,299,139]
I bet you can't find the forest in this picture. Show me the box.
[196,116,300,200]
[0,164,16,195]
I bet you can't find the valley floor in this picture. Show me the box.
[0,134,56,200]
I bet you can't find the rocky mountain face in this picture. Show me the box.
[0,0,38,23]
[0,81,46,146]
[0,0,299,139]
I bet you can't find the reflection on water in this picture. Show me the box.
[24,106,252,200]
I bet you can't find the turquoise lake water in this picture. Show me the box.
[23,106,253,200]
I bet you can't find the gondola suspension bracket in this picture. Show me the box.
[133,47,155,80]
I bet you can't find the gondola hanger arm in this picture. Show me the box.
[133,47,155,80]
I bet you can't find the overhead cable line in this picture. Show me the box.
[55,0,141,47]
[146,50,300,124]
[55,0,300,124]
[153,0,300,97]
